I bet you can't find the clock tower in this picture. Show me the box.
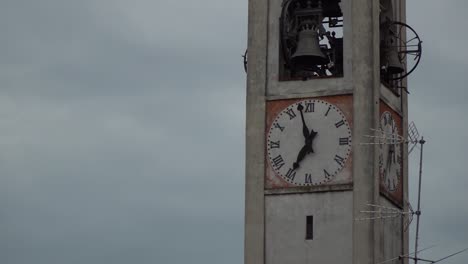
[245,0,420,263]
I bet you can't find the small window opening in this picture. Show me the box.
[306,215,313,240]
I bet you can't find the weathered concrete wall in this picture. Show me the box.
[351,0,381,262]
[245,0,408,262]
[244,0,268,263]
[265,192,353,264]
[378,197,403,264]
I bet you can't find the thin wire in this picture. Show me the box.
[376,245,437,264]
[432,247,468,263]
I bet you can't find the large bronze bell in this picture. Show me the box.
[382,35,405,74]
[291,29,328,68]
[380,0,405,75]
[384,49,405,74]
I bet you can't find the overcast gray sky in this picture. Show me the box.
[2,0,468,264]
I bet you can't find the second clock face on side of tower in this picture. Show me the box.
[266,99,352,186]
[378,111,402,192]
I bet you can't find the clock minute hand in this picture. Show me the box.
[297,104,310,139]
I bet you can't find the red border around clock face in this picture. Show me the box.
[265,95,353,189]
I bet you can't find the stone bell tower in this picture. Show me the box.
[245,0,420,263]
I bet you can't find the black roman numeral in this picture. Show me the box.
[305,102,315,113]
[285,168,296,181]
[272,155,285,170]
[274,123,285,132]
[305,174,313,184]
[335,120,345,128]
[286,109,296,119]
[269,140,280,149]
[339,137,350,145]
[334,155,345,166]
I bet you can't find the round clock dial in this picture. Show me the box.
[378,111,402,192]
[267,99,352,186]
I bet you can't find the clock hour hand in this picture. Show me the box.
[293,130,318,169]
[308,129,318,141]
[306,129,318,153]
[293,145,311,170]
[297,104,310,139]
[386,145,394,172]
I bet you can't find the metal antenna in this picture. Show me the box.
[413,137,425,264]
[356,124,421,232]
[361,127,406,146]
[355,203,414,230]
[404,137,467,263]
[364,127,465,263]
[408,121,420,154]
[403,202,415,232]
[361,121,420,155]
[361,126,466,263]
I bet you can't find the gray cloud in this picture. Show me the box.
[2,0,246,263]
[406,2,468,262]
[2,0,468,263]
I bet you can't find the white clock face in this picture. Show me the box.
[267,99,352,186]
[379,111,402,192]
